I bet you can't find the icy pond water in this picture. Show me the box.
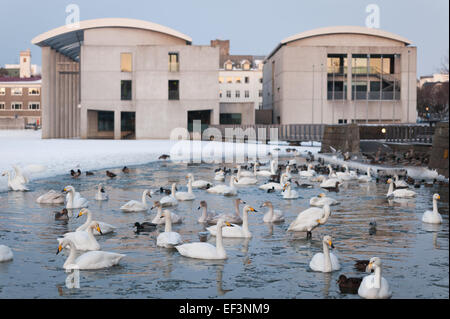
[0,159,448,299]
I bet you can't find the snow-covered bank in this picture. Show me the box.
[0,130,320,192]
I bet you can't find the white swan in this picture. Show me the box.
[319,177,340,190]
[1,169,29,191]
[175,219,230,260]
[197,200,218,224]
[59,221,102,251]
[207,205,257,238]
[214,169,225,181]
[299,164,316,178]
[327,165,338,178]
[207,176,238,196]
[282,182,300,199]
[151,201,182,224]
[156,209,183,248]
[422,193,443,224]
[95,183,108,201]
[309,193,339,207]
[237,165,255,178]
[261,201,285,223]
[259,173,289,191]
[255,161,276,177]
[0,245,13,262]
[76,208,116,235]
[160,183,178,207]
[358,167,373,183]
[287,204,331,238]
[187,173,211,189]
[120,189,152,212]
[36,190,65,204]
[209,198,245,225]
[235,166,258,185]
[386,179,416,198]
[358,257,392,299]
[63,185,89,209]
[57,238,125,270]
[336,165,357,181]
[393,175,409,188]
[309,235,341,272]
[175,176,196,201]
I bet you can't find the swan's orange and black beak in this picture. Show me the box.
[56,244,62,255]
[328,240,334,249]
[437,195,441,199]
[249,206,258,213]
[62,188,67,193]
[225,221,231,227]
[76,210,83,218]
[96,225,103,235]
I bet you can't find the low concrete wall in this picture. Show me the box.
[0,117,26,130]
[429,122,449,178]
[255,109,272,124]
[320,124,360,153]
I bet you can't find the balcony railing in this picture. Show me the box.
[168,90,179,100]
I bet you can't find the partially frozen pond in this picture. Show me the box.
[0,159,448,298]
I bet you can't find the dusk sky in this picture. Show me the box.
[1,0,448,76]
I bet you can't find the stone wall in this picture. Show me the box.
[429,122,449,178]
[0,117,26,129]
[320,124,360,153]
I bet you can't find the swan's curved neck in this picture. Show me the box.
[63,241,78,268]
[82,210,93,228]
[367,168,371,178]
[433,198,439,214]
[373,266,382,288]
[242,208,250,234]
[387,182,394,195]
[66,190,74,206]
[229,177,235,187]
[142,191,148,204]
[187,178,193,193]
[266,205,274,220]
[234,201,241,216]
[164,213,172,232]
[201,206,208,221]
[86,225,96,241]
[322,241,332,272]
[171,184,176,197]
[270,161,276,174]
[318,206,331,224]
[156,206,163,218]
[280,174,287,185]
[215,224,226,257]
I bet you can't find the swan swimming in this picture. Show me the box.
[287,204,332,238]
[59,221,102,251]
[386,179,416,198]
[57,238,125,270]
[358,167,373,183]
[95,183,108,201]
[151,201,182,224]
[197,200,219,224]
[422,193,442,224]
[156,209,183,248]
[235,166,258,185]
[261,201,285,223]
[63,185,89,209]
[299,164,316,178]
[214,169,225,181]
[175,176,196,201]
[76,208,116,235]
[309,235,341,272]
[207,176,238,196]
[36,190,65,204]
[282,182,300,199]
[255,161,276,177]
[187,173,211,189]
[2,168,29,191]
[358,257,392,299]
[160,183,179,207]
[0,245,13,262]
[175,219,230,260]
[259,173,289,191]
[207,205,257,238]
[208,198,245,225]
[120,189,152,212]
[309,193,339,207]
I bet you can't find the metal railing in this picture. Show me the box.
[384,125,435,144]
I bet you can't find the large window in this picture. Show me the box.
[327,54,348,100]
[0,102,5,109]
[28,102,40,110]
[226,90,231,98]
[98,111,114,131]
[28,88,40,95]
[235,77,241,84]
[0,88,6,95]
[218,77,224,83]
[169,52,179,72]
[220,113,242,125]
[120,53,132,72]
[168,80,179,100]
[121,80,132,100]
[11,88,22,96]
[244,90,250,98]
[235,90,240,98]
[226,77,233,84]
[11,102,22,110]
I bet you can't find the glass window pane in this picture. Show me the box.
[121,53,132,72]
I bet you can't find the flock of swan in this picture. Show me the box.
[0,153,446,299]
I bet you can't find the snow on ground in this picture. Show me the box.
[0,130,320,192]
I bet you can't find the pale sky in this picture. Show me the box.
[1,0,448,76]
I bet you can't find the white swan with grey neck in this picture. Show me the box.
[309,235,341,272]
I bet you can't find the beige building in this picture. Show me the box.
[32,18,219,139]
[418,73,449,88]
[263,26,417,124]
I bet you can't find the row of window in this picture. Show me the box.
[0,102,40,110]
[219,90,263,98]
[218,77,263,84]
[120,52,180,73]
[0,87,40,96]
[120,80,180,100]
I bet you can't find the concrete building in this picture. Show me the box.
[211,39,263,125]
[3,49,40,78]
[32,18,219,139]
[418,73,449,88]
[262,26,417,124]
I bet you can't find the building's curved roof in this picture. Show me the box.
[266,26,412,61]
[31,18,192,61]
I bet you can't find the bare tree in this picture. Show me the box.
[440,50,449,74]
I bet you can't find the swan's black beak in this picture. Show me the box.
[56,244,62,255]
[197,206,201,210]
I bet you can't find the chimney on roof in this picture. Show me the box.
[210,39,230,58]
[19,49,31,78]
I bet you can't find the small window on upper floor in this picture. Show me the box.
[244,77,250,84]
[121,80,132,100]
[242,61,250,70]
[219,77,224,84]
[259,78,263,83]
[11,88,22,96]
[11,102,22,110]
[121,53,132,72]
[235,90,240,98]
[0,88,5,95]
[235,77,241,84]
[28,88,40,96]
[0,102,5,109]
[224,61,233,70]
[168,80,179,100]
[169,52,179,72]
[244,90,250,98]
[226,77,233,84]
[226,90,231,98]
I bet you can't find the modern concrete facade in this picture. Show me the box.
[32,18,219,139]
[262,26,417,124]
